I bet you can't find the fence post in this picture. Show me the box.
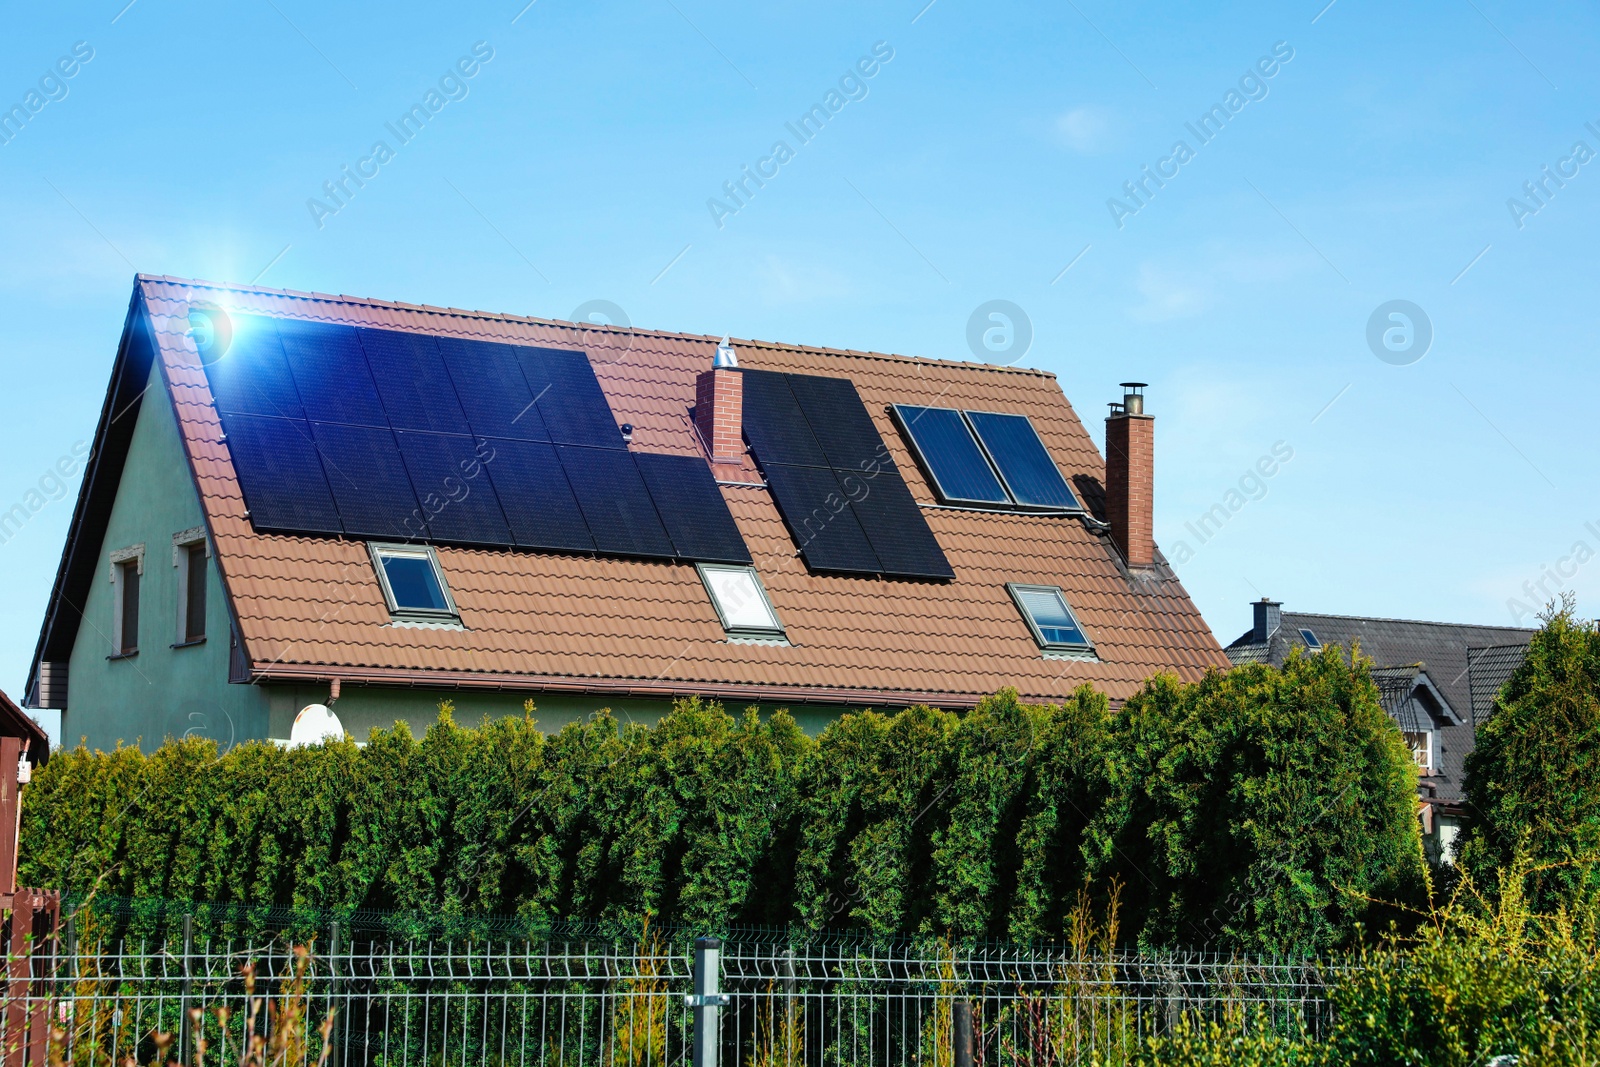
[953,1000,973,1067]
[328,921,342,1067]
[689,937,725,1067]
[178,914,194,1067]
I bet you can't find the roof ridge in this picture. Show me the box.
[1285,610,1535,633]
[136,274,1058,379]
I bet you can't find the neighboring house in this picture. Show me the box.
[1226,598,1533,864]
[26,276,1229,750]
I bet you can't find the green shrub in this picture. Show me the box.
[1461,598,1600,910]
[1089,648,1425,953]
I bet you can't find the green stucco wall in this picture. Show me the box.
[65,360,269,751]
[63,366,866,753]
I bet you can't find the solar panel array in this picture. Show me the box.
[740,370,953,580]
[891,405,1081,511]
[203,314,750,564]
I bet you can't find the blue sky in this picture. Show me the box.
[1,0,1595,703]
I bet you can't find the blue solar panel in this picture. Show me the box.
[846,464,955,579]
[311,422,428,540]
[635,452,751,564]
[275,318,387,426]
[203,317,305,420]
[762,463,883,575]
[359,328,468,432]
[223,414,342,535]
[964,411,1081,510]
[891,405,1010,506]
[518,347,624,448]
[395,431,513,546]
[787,374,885,472]
[478,438,595,553]
[556,446,675,558]
[740,370,828,468]
[439,338,549,441]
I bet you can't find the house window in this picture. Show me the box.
[369,543,458,620]
[109,545,144,657]
[1007,584,1093,651]
[1299,628,1322,650]
[698,564,784,637]
[174,530,208,645]
[1403,730,1432,774]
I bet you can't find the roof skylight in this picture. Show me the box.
[698,564,784,636]
[370,543,457,619]
[1007,584,1093,651]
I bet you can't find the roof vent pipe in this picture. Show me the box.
[713,337,739,369]
[1121,382,1146,415]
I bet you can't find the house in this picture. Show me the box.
[25,276,1229,751]
[1225,598,1533,863]
[0,689,48,894]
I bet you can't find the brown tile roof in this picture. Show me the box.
[142,275,1228,708]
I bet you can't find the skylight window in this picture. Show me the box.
[369,543,457,619]
[1007,584,1093,651]
[698,564,784,636]
[1299,628,1322,650]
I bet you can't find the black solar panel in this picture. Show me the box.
[891,405,1010,506]
[557,446,675,558]
[275,318,387,427]
[213,315,751,565]
[478,438,595,553]
[788,373,885,472]
[223,414,342,535]
[964,412,1081,510]
[635,452,751,564]
[395,431,512,546]
[311,422,428,541]
[847,463,955,579]
[439,338,549,441]
[203,317,305,420]
[762,463,883,575]
[359,328,468,432]
[740,370,828,468]
[519,347,624,448]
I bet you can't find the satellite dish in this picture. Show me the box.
[289,704,345,748]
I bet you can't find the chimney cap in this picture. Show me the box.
[713,337,739,369]
[1119,382,1148,390]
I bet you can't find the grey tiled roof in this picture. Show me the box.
[1226,611,1534,803]
[1467,643,1533,725]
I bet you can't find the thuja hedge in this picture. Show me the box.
[20,647,1424,951]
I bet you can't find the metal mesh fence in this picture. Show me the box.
[5,927,1339,1067]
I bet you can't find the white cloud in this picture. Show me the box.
[1128,262,1211,321]
[1054,106,1114,154]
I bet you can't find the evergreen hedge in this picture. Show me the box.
[1461,599,1600,908]
[21,650,1423,951]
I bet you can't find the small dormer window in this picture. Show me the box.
[1008,584,1093,651]
[369,543,458,620]
[698,564,784,637]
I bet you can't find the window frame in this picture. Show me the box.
[1402,729,1433,774]
[173,528,209,647]
[1006,583,1095,652]
[367,542,459,621]
[1298,627,1322,650]
[108,544,145,658]
[696,563,785,638]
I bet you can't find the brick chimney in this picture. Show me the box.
[1104,382,1154,568]
[694,337,743,462]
